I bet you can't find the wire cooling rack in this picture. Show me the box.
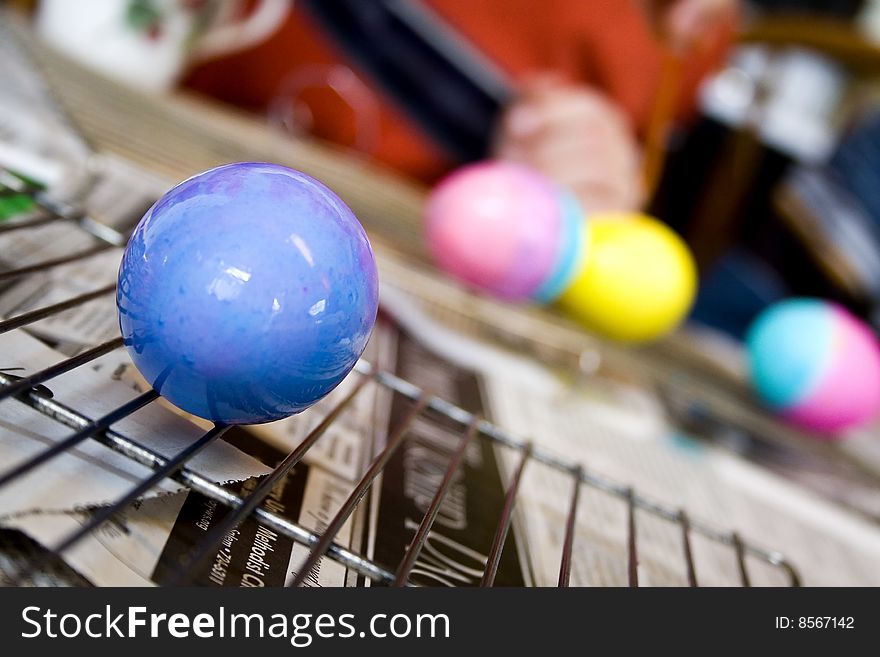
[0,167,801,587]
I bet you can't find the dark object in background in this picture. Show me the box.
[655,35,868,338]
[690,247,790,337]
[655,113,842,337]
[828,110,880,225]
[298,0,511,164]
[772,112,880,329]
[748,0,865,19]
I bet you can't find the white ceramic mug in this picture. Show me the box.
[36,0,290,91]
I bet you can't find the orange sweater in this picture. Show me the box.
[184,0,732,182]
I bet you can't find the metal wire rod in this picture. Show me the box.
[393,417,480,586]
[0,284,116,335]
[627,488,639,588]
[356,362,801,581]
[0,244,113,282]
[0,171,126,248]
[290,393,430,587]
[0,389,158,489]
[0,336,123,403]
[166,373,375,585]
[480,444,532,587]
[0,172,40,196]
[678,511,698,587]
[557,467,582,587]
[15,424,230,584]
[1,374,399,585]
[0,214,57,234]
[0,341,803,587]
[732,532,751,587]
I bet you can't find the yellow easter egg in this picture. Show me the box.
[558,213,697,342]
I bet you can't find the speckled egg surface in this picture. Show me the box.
[117,162,378,424]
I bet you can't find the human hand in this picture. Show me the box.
[494,77,643,215]
[660,0,739,52]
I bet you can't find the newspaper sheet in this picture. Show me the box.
[382,290,880,586]
[1,318,533,586]
[0,154,166,353]
[0,330,271,519]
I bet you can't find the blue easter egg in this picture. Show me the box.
[745,298,833,409]
[117,162,379,424]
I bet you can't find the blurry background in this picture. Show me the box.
[4,0,880,584]
[18,0,880,341]
[661,0,880,338]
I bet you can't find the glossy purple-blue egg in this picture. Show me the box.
[117,162,379,424]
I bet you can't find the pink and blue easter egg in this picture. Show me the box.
[532,189,588,304]
[117,162,379,425]
[745,298,880,435]
[424,161,585,302]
